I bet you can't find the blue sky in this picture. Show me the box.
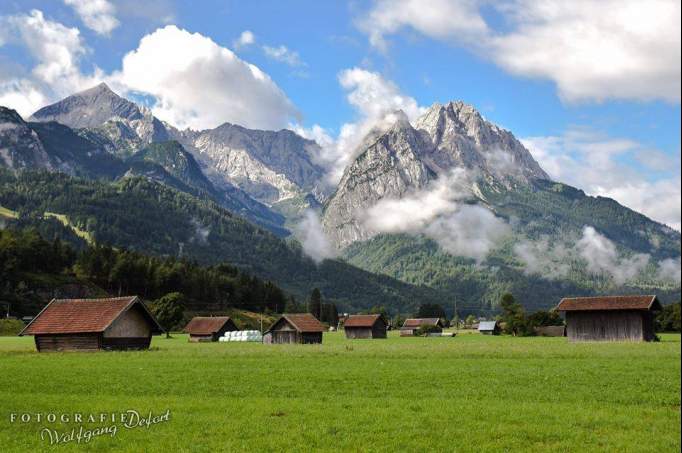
[0,0,680,229]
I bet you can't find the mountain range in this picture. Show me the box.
[1,84,679,313]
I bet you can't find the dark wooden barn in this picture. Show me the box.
[400,318,443,336]
[557,295,662,342]
[184,316,238,342]
[264,314,325,344]
[19,296,163,352]
[344,314,387,339]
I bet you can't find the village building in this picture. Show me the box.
[344,314,387,339]
[184,316,238,342]
[19,296,163,352]
[400,318,443,336]
[264,313,325,344]
[557,295,662,342]
[478,321,501,335]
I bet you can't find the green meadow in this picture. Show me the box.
[0,332,679,452]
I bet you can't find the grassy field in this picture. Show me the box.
[0,332,679,452]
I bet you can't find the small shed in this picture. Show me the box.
[557,295,662,342]
[184,316,238,342]
[344,314,387,339]
[478,321,500,335]
[19,296,163,352]
[400,318,443,336]
[265,313,325,344]
[534,325,566,337]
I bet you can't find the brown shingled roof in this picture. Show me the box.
[19,296,163,335]
[268,313,325,333]
[556,295,661,312]
[184,317,234,335]
[401,318,442,329]
[344,314,383,328]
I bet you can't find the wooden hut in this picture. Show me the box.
[557,295,662,342]
[265,313,325,344]
[344,314,387,339]
[400,318,443,336]
[478,321,500,335]
[19,296,163,352]
[184,316,238,342]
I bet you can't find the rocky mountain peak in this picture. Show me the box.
[322,99,552,248]
[0,106,26,125]
[30,83,170,146]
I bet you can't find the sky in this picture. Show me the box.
[0,0,680,230]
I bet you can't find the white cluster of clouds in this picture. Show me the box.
[0,10,102,116]
[522,128,681,231]
[111,25,298,130]
[63,0,119,36]
[233,30,255,49]
[363,168,511,262]
[0,10,299,131]
[296,67,424,186]
[295,210,337,263]
[515,226,680,285]
[360,0,681,103]
[576,226,651,285]
[657,257,682,284]
[262,45,304,67]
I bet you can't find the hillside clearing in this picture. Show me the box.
[0,204,18,219]
[0,332,679,452]
[43,212,94,244]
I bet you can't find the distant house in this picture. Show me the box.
[264,313,325,344]
[478,321,500,335]
[184,316,238,342]
[557,295,662,342]
[400,318,443,336]
[19,296,163,352]
[534,325,566,337]
[344,314,387,339]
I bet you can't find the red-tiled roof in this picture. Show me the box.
[557,295,661,312]
[401,318,441,329]
[184,317,234,335]
[273,313,325,333]
[20,296,162,335]
[344,314,383,328]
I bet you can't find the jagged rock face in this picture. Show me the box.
[415,101,549,184]
[323,102,550,249]
[0,107,54,172]
[30,83,169,148]
[180,123,325,205]
[322,113,436,247]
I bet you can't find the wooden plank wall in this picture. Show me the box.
[35,334,101,352]
[566,311,646,341]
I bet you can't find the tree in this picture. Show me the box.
[656,302,681,332]
[499,293,533,336]
[321,302,339,327]
[369,305,389,317]
[308,288,322,320]
[152,292,186,338]
[392,313,405,330]
[464,314,477,328]
[527,309,564,327]
[285,295,302,313]
[417,303,447,320]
